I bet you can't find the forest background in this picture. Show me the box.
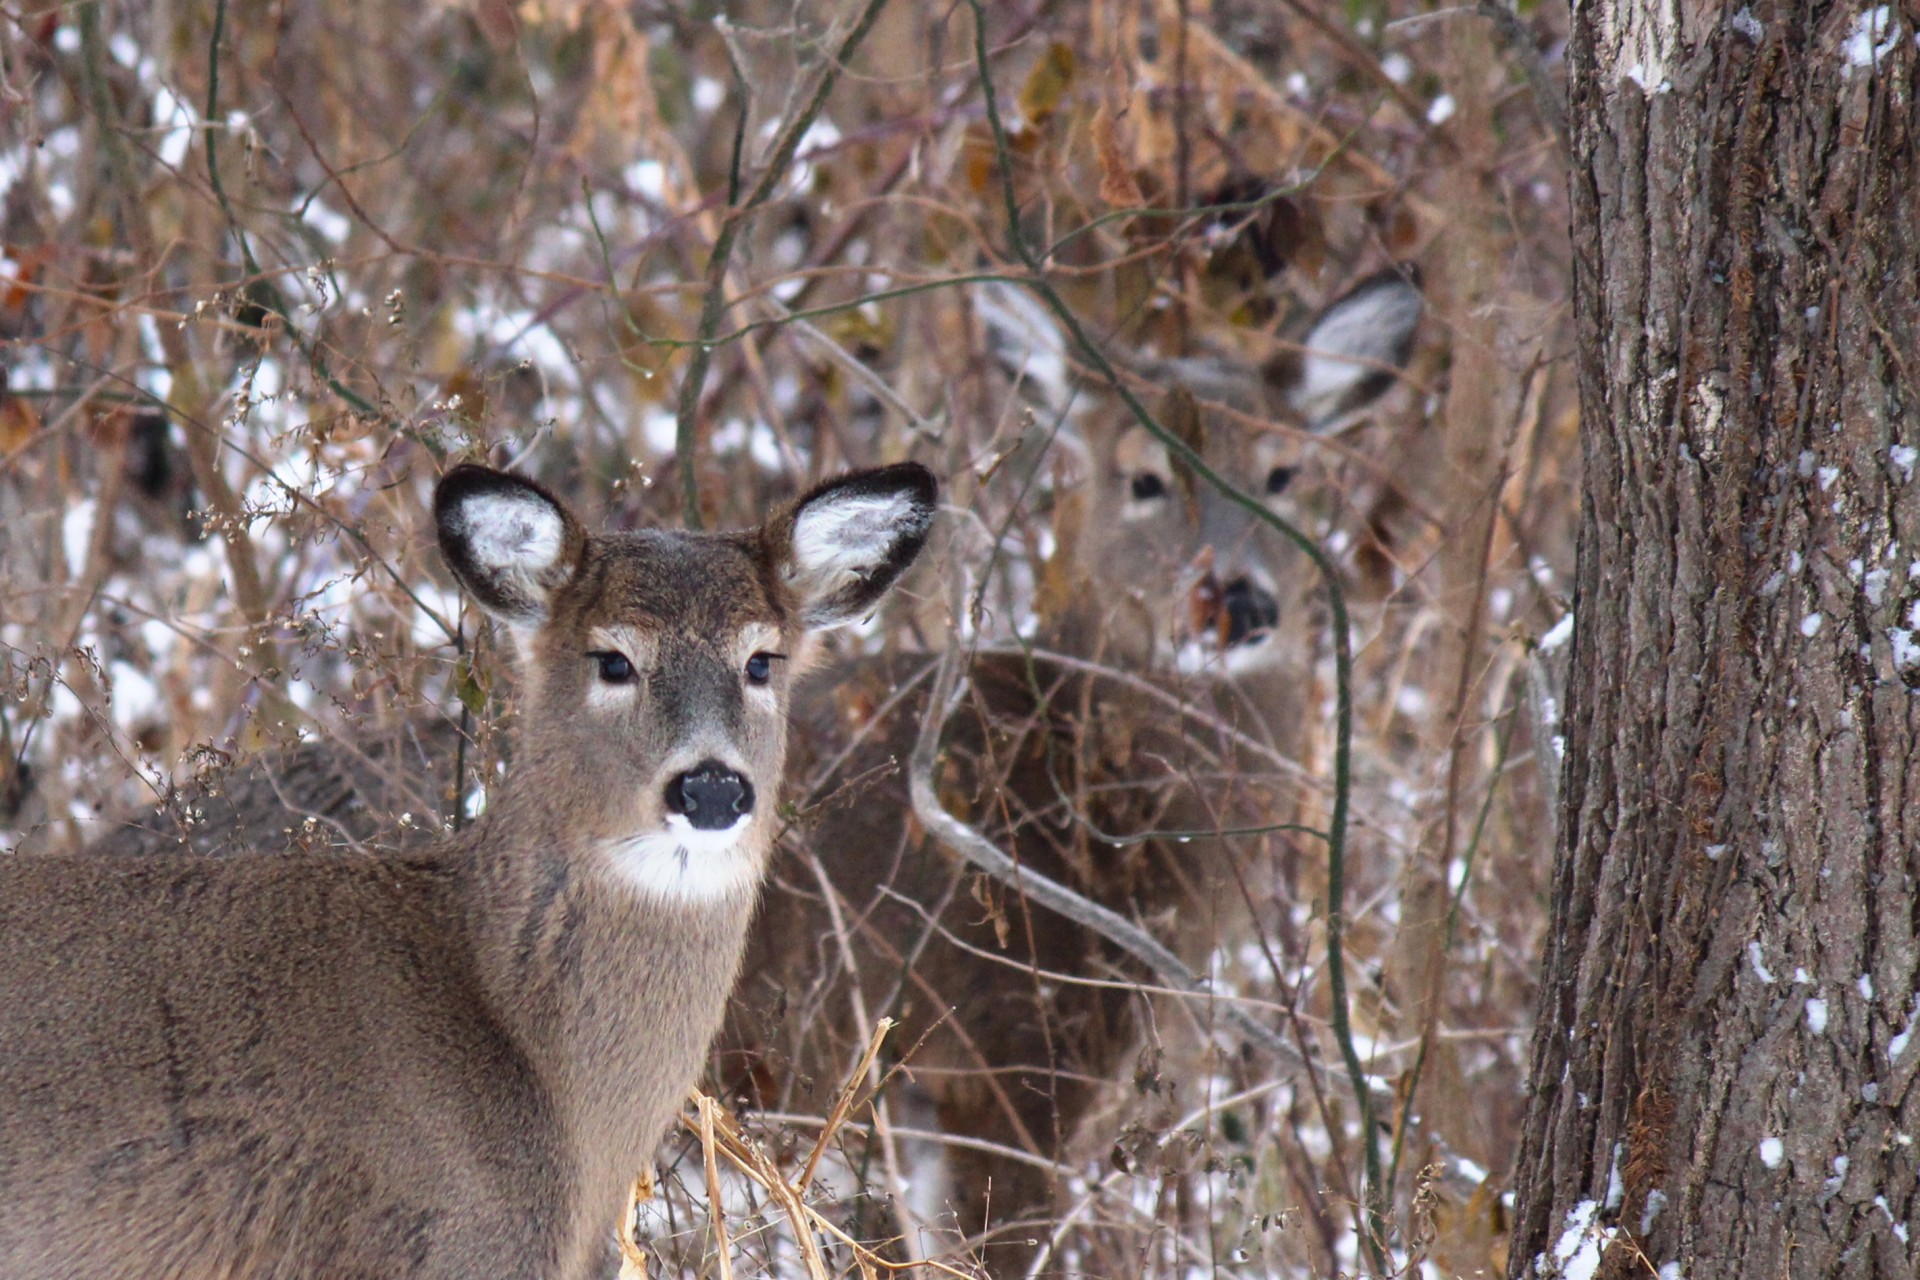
[9,0,1604,1275]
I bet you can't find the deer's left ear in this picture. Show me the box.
[769,462,937,629]
[1266,265,1423,430]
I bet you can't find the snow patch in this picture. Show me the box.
[1748,941,1775,984]
[1806,997,1829,1035]
[691,77,727,114]
[1889,997,1919,1061]
[1623,63,1672,92]
[1539,612,1575,653]
[1604,1143,1626,1210]
[1865,567,1891,606]
[1843,6,1901,69]
[302,197,352,245]
[1550,1199,1617,1280]
[1759,1137,1783,1168]
[1640,1188,1667,1234]
[1892,628,1920,670]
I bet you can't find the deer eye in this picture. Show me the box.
[1264,465,1297,496]
[590,651,636,684]
[744,652,782,685]
[1130,472,1169,501]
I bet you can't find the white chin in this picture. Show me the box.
[604,815,759,904]
[1171,633,1277,679]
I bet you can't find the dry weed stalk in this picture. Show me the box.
[643,1018,980,1280]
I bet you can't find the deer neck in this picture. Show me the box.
[446,788,761,1218]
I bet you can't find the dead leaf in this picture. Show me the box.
[1019,42,1076,125]
[0,369,41,455]
[971,873,1011,949]
[1092,101,1144,207]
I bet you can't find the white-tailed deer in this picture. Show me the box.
[0,460,935,1279]
[723,267,1425,1268]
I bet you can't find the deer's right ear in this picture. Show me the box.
[435,465,586,624]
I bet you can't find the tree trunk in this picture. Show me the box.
[1510,3,1920,1277]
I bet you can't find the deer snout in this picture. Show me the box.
[1190,574,1279,649]
[1220,577,1278,647]
[665,760,755,831]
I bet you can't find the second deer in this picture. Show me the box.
[726,267,1424,1269]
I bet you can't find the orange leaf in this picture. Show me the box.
[0,388,41,455]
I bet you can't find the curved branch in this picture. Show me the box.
[906,646,1386,1108]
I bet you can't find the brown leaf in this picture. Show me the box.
[1018,42,1076,125]
[0,369,40,455]
[970,874,1011,949]
[1092,102,1144,208]
[471,0,518,50]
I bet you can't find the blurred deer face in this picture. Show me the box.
[1090,413,1304,675]
[435,463,936,902]
[1075,269,1421,676]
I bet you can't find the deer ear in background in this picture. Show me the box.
[435,465,587,625]
[1268,266,1424,431]
[770,462,938,629]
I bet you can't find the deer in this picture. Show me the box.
[720,266,1425,1269]
[65,267,1421,1275]
[0,458,936,1280]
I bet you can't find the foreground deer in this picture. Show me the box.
[0,460,935,1279]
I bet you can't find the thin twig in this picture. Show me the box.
[1473,0,1568,151]
[1386,697,1519,1197]
[796,1016,894,1192]
[673,0,892,527]
[908,645,1376,1104]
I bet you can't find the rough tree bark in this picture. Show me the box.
[1509,2,1919,1277]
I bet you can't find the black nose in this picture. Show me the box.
[1221,578,1279,647]
[664,759,754,831]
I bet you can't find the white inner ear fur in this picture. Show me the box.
[1288,283,1422,422]
[786,491,917,597]
[458,488,567,576]
[451,487,569,627]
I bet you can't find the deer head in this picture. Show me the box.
[435,460,938,902]
[1063,267,1423,674]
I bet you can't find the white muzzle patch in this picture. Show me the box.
[604,814,760,904]
[1172,631,1280,679]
